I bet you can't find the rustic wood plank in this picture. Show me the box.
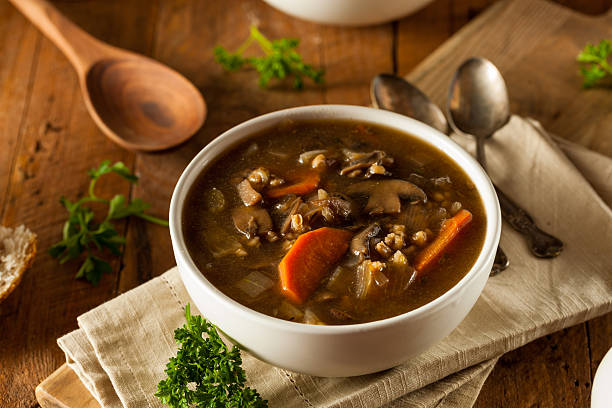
[319,23,394,105]
[475,323,594,407]
[397,0,453,75]
[0,2,39,216]
[0,31,115,406]
[0,1,158,406]
[404,0,612,155]
[503,9,612,155]
[36,364,101,408]
[397,0,505,79]
[588,313,612,382]
[449,0,498,31]
[405,0,568,108]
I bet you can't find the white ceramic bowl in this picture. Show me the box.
[170,105,501,377]
[261,0,435,26]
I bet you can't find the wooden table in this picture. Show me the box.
[1,0,610,406]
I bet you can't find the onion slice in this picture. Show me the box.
[235,271,274,298]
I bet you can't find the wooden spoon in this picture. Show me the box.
[9,0,206,151]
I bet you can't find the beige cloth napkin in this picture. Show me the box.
[58,116,612,408]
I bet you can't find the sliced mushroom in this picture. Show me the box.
[340,150,393,176]
[350,223,381,258]
[232,206,273,239]
[308,196,354,224]
[298,149,327,164]
[346,179,427,215]
[237,179,262,206]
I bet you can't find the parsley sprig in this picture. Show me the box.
[156,304,268,408]
[49,161,168,285]
[214,25,324,89]
[577,39,612,88]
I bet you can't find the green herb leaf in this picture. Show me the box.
[75,255,112,285]
[214,47,246,71]
[49,161,168,285]
[89,160,138,183]
[577,39,612,88]
[156,304,268,408]
[108,195,151,220]
[214,25,324,90]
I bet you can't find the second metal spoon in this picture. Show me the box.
[447,58,563,259]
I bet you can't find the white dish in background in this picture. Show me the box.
[170,105,501,377]
[261,0,434,26]
[592,347,612,408]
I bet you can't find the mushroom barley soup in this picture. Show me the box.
[183,120,486,325]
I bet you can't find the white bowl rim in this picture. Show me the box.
[170,104,501,335]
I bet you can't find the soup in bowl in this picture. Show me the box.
[170,105,501,376]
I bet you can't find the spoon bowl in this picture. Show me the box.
[85,57,206,151]
[371,74,448,134]
[447,57,563,259]
[10,0,206,151]
[447,57,510,141]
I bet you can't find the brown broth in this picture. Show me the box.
[182,120,486,325]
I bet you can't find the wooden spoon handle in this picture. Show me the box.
[8,0,106,74]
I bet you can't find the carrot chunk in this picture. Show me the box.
[265,172,320,199]
[279,227,353,304]
[414,209,473,274]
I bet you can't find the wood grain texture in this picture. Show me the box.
[404,0,612,156]
[588,313,612,381]
[475,325,593,408]
[0,0,610,407]
[0,1,39,217]
[36,364,100,408]
[0,1,156,406]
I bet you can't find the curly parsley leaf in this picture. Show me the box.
[49,161,168,285]
[156,304,268,408]
[577,39,612,88]
[214,25,324,90]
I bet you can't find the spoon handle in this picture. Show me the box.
[476,136,487,170]
[474,136,562,258]
[496,187,563,258]
[473,138,511,273]
[8,0,105,73]
[491,246,509,276]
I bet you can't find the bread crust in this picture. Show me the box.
[0,233,37,303]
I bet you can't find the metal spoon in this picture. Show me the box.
[371,74,449,134]
[447,57,563,259]
[10,0,206,151]
[371,74,509,275]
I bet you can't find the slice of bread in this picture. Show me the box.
[0,225,37,303]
